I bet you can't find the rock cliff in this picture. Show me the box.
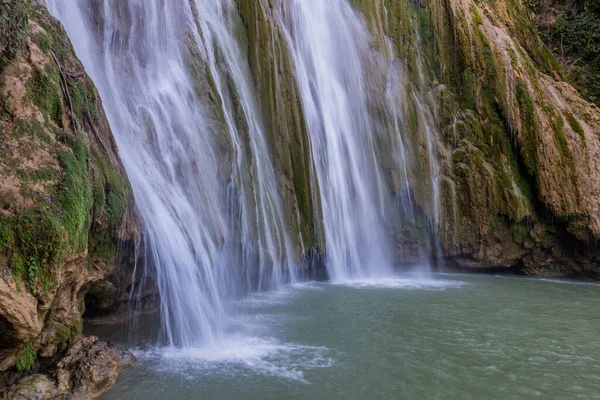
[0,1,142,396]
[231,0,600,277]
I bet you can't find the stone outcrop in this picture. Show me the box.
[6,336,135,400]
[0,1,143,396]
[423,0,600,277]
[233,0,600,278]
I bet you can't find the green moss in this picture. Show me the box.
[15,210,64,292]
[471,4,483,25]
[10,256,24,279]
[56,136,93,252]
[16,344,36,372]
[106,190,125,226]
[15,168,29,182]
[38,34,52,53]
[563,213,588,238]
[32,168,59,183]
[552,113,569,158]
[90,149,127,228]
[0,217,12,250]
[26,66,62,122]
[89,236,117,259]
[510,222,530,244]
[87,149,128,260]
[506,46,519,70]
[67,78,98,122]
[565,112,585,140]
[11,120,28,139]
[0,0,30,70]
[54,317,82,353]
[515,80,539,177]
[92,181,106,217]
[9,119,48,143]
[460,71,477,111]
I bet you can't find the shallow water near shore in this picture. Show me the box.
[92,274,600,399]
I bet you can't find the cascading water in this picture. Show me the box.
[47,0,442,351]
[48,0,298,348]
[277,0,395,281]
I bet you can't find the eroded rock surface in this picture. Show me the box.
[6,336,135,400]
[0,1,142,396]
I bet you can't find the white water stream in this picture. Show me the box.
[278,0,394,281]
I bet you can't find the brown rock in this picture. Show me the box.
[54,336,135,399]
[6,336,135,400]
[5,374,58,400]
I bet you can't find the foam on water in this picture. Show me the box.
[126,282,335,383]
[131,336,334,383]
[329,275,466,290]
[532,278,600,287]
[236,282,325,309]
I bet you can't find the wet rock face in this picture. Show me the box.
[0,0,142,379]
[4,375,57,400]
[346,0,600,277]
[0,315,18,357]
[55,336,136,399]
[6,336,135,400]
[232,0,600,278]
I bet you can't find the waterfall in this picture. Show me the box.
[48,0,298,348]
[277,0,394,281]
[47,0,441,349]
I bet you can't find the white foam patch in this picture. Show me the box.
[438,273,600,287]
[535,278,600,287]
[132,336,334,383]
[235,288,299,309]
[235,281,324,310]
[329,276,465,290]
[288,281,325,290]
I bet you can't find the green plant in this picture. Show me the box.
[25,66,62,122]
[0,217,11,250]
[0,0,30,70]
[15,210,64,292]
[56,136,93,251]
[16,344,36,372]
[54,317,82,353]
[529,2,600,105]
[565,112,585,139]
[516,80,539,177]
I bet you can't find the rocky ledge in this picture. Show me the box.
[0,1,146,397]
[5,336,135,400]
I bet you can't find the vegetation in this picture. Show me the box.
[55,317,83,353]
[14,210,64,293]
[528,0,600,105]
[26,66,62,123]
[56,136,93,251]
[0,0,30,70]
[515,81,539,178]
[0,3,132,297]
[16,344,37,372]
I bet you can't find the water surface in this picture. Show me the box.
[94,275,600,399]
